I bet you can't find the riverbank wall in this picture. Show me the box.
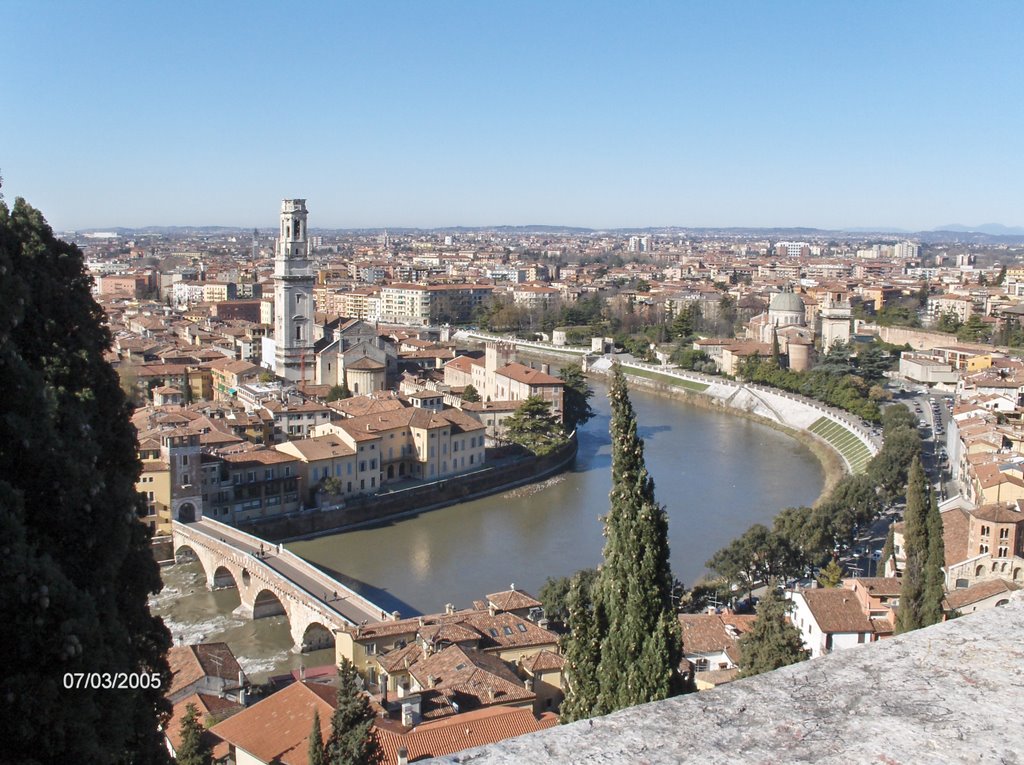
[233,437,578,542]
[456,330,881,482]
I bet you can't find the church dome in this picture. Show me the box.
[769,290,805,314]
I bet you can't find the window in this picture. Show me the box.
[980,544,989,554]
[503,626,513,636]
[264,469,274,480]
[999,547,1009,558]
[1000,528,1010,539]
[248,471,256,483]
[489,628,498,637]
[285,466,291,477]
[516,623,527,632]
[981,525,990,537]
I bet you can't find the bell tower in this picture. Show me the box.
[274,199,315,382]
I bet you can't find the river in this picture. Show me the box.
[151,380,824,681]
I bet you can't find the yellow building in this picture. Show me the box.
[137,437,172,534]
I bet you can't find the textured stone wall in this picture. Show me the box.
[428,592,1024,764]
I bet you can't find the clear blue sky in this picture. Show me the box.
[2,1,1022,231]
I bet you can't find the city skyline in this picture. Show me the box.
[2,1,1022,231]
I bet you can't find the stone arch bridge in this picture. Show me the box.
[171,518,391,652]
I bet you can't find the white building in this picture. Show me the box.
[273,199,315,382]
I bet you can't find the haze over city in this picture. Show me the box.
[2,1,1022,232]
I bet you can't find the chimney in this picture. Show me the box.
[299,665,305,680]
[445,603,455,615]
[510,582,516,592]
[397,747,409,765]
[488,603,497,616]
[541,364,549,375]
[428,675,437,688]
[524,678,533,691]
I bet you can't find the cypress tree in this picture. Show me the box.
[0,198,171,763]
[922,488,946,626]
[737,584,808,678]
[327,658,379,765]
[591,364,684,713]
[176,703,212,765]
[895,457,928,634]
[771,326,782,367]
[559,571,602,723]
[308,708,327,765]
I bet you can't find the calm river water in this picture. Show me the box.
[152,381,823,680]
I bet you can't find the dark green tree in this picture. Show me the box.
[460,383,481,403]
[854,345,891,382]
[936,311,962,334]
[923,489,946,626]
[816,559,844,588]
[558,362,595,433]
[559,571,603,723]
[895,457,928,634]
[671,303,699,340]
[308,708,327,765]
[503,395,567,455]
[706,524,803,602]
[0,198,171,763]
[327,382,352,401]
[538,567,597,627]
[176,703,212,765]
[327,658,379,765]
[737,584,808,677]
[591,365,685,713]
[770,326,781,367]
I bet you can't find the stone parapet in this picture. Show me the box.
[428,592,1024,764]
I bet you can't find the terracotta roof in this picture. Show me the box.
[166,693,240,760]
[943,579,1021,611]
[495,362,563,386]
[167,643,243,700]
[406,645,535,707]
[942,507,972,567]
[971,503,1024,524]
[373,706,558,764]
[678,613,757,660]
[220,449,299,467]
[520,650,565,674]
[347,356,387,370]
[329,392,406,419]
[486,588,542,612]
[799,589,873,634]
[849,578,903,598]
[210,680,335,765]
[275,434,355,461]
[458,612,559,652]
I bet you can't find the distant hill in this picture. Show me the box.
[936,223,1024,236]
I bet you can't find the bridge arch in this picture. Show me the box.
[301,622,336,652]
[174,543,199,564]
[212,565,238,590]
[252,589,287,619]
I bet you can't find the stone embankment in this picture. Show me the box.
[232,437,578,542]
[457,331,880,475]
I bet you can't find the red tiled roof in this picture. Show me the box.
[210,681,335,765]
[373,706,558,763]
